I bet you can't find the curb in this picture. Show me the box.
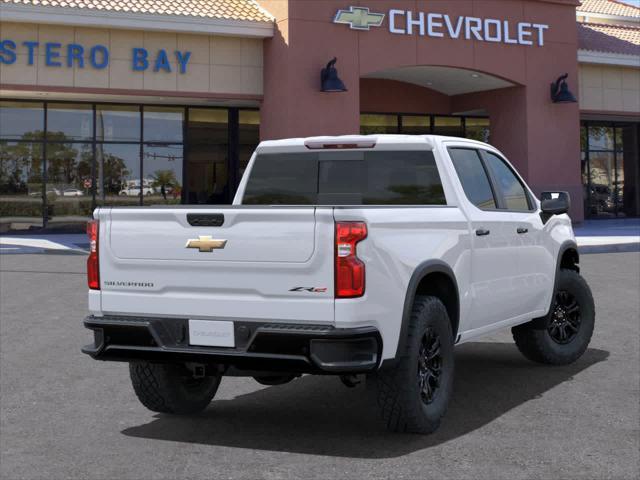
[579,243,640,254]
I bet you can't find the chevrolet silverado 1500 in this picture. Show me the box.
[82,135,594,434]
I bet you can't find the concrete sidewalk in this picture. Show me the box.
[574,219,640,254]
[0,219,638,255]
[0,234,88,255]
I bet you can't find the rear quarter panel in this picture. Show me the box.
[333,207,471,360]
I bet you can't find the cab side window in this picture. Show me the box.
[448,148,497,209]
[482,151,532,211]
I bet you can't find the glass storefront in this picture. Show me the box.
[581,121,639,218]
[361,113,490,141]
[0,100,260,231]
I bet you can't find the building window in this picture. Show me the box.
[143,144,183,205]
[0,100,260,231]
[0,101,44,140]
[465,117,491,143]
[360,113,490,141]
[96,105,140,142]
[433,116,463,137]
[582,121,639,218]
[186,108,229,204]
[0,141,44,229]
[47,103,93,141]
[361,114,400,134]
[401,115,431,135]
[96,143,141,207]
[144,106,184,143]
[46,142,93,224]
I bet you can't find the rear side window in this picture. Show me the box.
[243,151,446,205]
[482,151,532,211]
[448,148,497,209]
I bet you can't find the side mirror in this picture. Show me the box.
[540,191,571,216]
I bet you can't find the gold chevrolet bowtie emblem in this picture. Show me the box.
[334,6,385,31]
[185,236,227,252]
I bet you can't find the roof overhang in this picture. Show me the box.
[578,49,640,67]
[0,3,275,38]
[364,66,516,96]
[576,11,639,25]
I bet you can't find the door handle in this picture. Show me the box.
[476,228,491,237]
[517,227,529,234]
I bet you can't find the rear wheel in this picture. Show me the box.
[129,362,221,414]
[368,296,454,434]
[512,269,595,365]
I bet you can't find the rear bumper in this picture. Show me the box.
[82,315,382,374]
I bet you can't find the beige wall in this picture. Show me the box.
[579,63,640,113]
[0,22,263,96]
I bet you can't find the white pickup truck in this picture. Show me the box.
[82,135,595,434]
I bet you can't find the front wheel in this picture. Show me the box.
[129,362,221,414]
[368,295,454,434]
[512,269,595,365]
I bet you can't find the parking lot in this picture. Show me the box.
[1,251,638,480]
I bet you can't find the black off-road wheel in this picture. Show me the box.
[512,269,595,365]
[368,295,454,434]
[129,362,221,414]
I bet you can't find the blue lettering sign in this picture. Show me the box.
[0,39,17,64]
[153,49,171,73]
[1,39,192,74]
[89,45,109,69]
[175,51,191,74]
[67,44,84,68]
[22,41,38,65]
[45,42,62,67]
[132,47,148,71]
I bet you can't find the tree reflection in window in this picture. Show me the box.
[0,140,43,195]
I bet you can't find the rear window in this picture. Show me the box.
[242,151,446,205]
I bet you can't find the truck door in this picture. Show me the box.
[479,150,555,317]
[447,147,526,330]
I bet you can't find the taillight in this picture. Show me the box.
[87,220,100,290]
[335,222,367,298]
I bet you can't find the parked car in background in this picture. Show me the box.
[62,188,85,197]
[119,185,154,196]
[30,188,61,197]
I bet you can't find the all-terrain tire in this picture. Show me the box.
[129,362,221,414]
[512,269,595,365]
[368,295,454,434]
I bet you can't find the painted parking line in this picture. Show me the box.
[0,237,88,255]
[0,245,47,255]
[0,237,69,250]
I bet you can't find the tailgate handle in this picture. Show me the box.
[187,213,224,227]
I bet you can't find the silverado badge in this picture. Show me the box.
[186,236,227,252]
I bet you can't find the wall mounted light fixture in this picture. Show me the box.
[321,58,348,92]
[550,74,577,104]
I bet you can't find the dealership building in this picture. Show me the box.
[0,0,638,230]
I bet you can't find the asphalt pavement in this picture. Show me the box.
[0,252,638,480]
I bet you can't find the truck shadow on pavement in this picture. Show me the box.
[122,342,608,458]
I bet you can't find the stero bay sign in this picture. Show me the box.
[334,6,550,46]
[0,40,192,73]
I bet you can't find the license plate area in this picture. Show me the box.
[188,320,235,347]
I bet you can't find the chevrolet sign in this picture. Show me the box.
[334,6,549,47]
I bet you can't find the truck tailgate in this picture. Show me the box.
[97,207,335,323]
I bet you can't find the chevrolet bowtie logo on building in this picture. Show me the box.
[334,6,385,31]
[186,236,227,252]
